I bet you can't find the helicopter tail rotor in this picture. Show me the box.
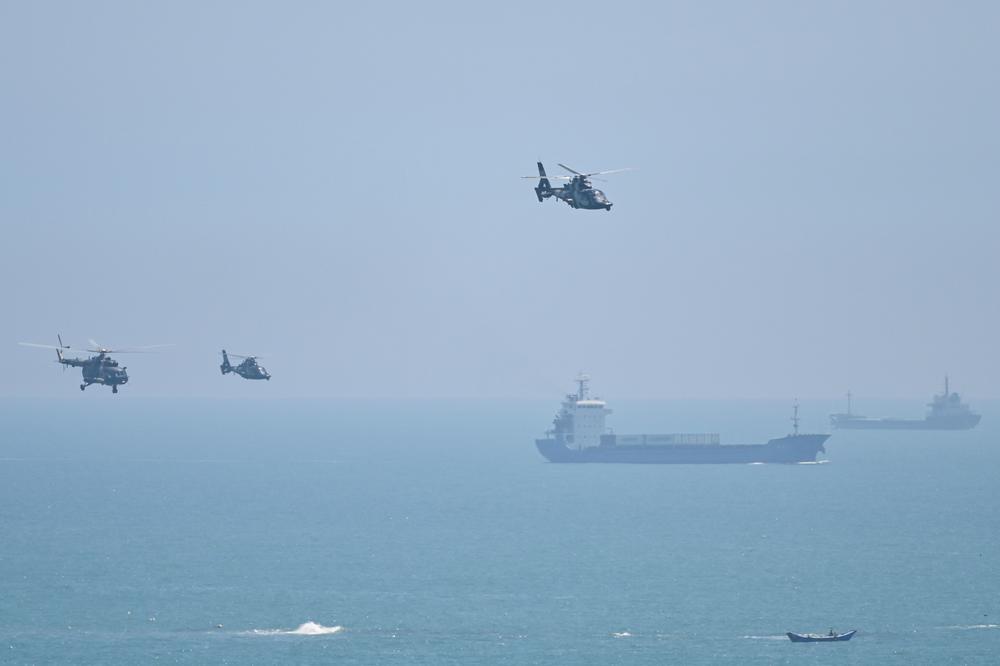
[534,162,553,202]
[56,334,67,365]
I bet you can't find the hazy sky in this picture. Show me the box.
[2,1,997,399]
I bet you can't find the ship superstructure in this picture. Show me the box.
[830,377,981,430]
[546,375,614,449]
[536,376,828,464]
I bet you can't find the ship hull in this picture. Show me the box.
[831,415,980,430]
[535,434,828,464]
[787,630,856,642]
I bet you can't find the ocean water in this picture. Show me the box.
[1,397,998,664]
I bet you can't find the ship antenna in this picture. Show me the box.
[575,373,590,400]
[945,374,949,396]
[847,390,852,416]
[791,399,800,436]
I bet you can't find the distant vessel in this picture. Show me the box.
[830,378,981,430]
[535,376,829,464]
[787,629,856,642]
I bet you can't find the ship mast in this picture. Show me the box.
[846,390,852,416]
[791,399,800,436]
[575,373,590,401]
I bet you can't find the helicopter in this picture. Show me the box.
[220,350,270,380]
[523,162,632,210]
[19,336,170,394]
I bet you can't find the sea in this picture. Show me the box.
[1,397,998,664]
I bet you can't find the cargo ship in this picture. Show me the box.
[829,377,981,430]
[535,377,829,464]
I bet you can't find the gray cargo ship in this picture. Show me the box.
[830,378,981,430]
[535,377,829,464]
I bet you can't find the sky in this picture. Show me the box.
[1,1,998,399]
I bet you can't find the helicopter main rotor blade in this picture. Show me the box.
[116,344,175,351]
[19,342,71,350]
[520,175,573,180]
[87,347,174,354]
[83,343,175,353]
[584,167,634,177]
[556,164,634,178]
[21,341,172,354]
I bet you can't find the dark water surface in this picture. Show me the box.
[2,398,998,664]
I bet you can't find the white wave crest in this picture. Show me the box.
[947,624,999,630]
[611,631,633,638]
[252,622,344,636]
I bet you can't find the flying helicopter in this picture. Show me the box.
[522,162,632,210]
[19,336,171,394]
[220,350,270,380]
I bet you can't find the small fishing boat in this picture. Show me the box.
[786,629,856,642]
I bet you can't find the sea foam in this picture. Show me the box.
[251,621,344,636]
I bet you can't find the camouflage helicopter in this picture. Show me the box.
[220,350,270,380]
[523,162,632,210]
[19,336,171,394]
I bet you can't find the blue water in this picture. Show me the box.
[1,398,998,664]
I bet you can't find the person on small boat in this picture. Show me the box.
[828,628,835,637]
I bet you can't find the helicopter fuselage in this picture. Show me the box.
[233,359,270,380]
[62,353,129,393]
[550,178,612,210]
